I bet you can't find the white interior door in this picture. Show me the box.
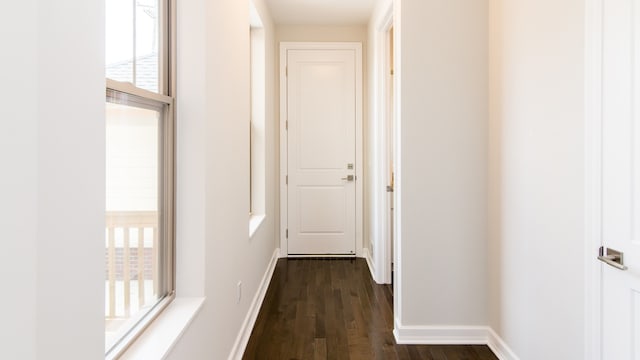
[600,0,640,357]
[286,47,358,255]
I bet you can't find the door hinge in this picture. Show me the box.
[286,175,288,185]
[286,229,288,238]
[286,120,288,130]
[286,66,288,77]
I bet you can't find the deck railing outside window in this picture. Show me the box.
[105,211,159,334]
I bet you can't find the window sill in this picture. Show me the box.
[249,214,266,238]
[120,297,205,360]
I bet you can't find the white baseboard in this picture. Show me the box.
[393,320,520,360]
[393,321,488,345]
[487,328,520,360]
[363,247,377,281]
[227,248,280,360]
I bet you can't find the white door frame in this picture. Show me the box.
[368,4,395,284]
[585,0,603,357]
[279,42,364,257]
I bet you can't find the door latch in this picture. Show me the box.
[598,246,628,270]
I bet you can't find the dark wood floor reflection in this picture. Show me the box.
[243,258,498,360]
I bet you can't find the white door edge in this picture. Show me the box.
[585,0,603,358]
[279,42,364,258]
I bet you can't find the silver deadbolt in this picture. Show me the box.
[347,163,354,170]
[341,175,354,181]
[598,246,628,270]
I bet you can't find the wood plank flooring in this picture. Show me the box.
[243,258,498,360]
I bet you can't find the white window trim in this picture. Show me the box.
[249,214,266,238]
[119,297,205,360]
[107,79,173,105]
[249,2,266,226]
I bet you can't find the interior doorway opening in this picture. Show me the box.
[367,2,396,287]
[384,24,395,287]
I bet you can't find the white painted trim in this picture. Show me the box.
[354,42,364,258]
[393,322,488,345]
[120,297,205,360]
[487,329,521,360]
[370,0,395,285]
[363,246,376,280]
[286,254,357,259]
[380,2,394,286]
[393,321,520,360]
[107,78,173,105]
[227,249,279,360]
[392,0,403,334]
[584,0,603,358]
[248,214,266,238]
[279,43,288,257]
[279,42,364,257]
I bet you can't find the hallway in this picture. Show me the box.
[5,0,597,358]
[243,259,498,359]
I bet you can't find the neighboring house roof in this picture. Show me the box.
[106,54,158,93]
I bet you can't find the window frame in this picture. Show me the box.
[104,0,176,357]
[249,7,265,226]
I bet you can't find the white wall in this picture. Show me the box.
[276,25,368,43]
[37,1,105,357]
[0,0,38,360]
[488,0,585,358]
[1,2,38,358]
[1,0,105,358]
[167,0,278,358]
[396,0,489,327]
[174,0,207,300]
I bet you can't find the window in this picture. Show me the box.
[249,3,265,227]
[105,0,175,358]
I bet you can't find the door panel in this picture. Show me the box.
[298,62,349,170]
[298,186,346,233]
[601,0,640,357]
[287,48,357,255]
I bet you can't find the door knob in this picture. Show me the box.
[341,175,354,181]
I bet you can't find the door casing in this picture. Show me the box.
[279,42,363,257]
[585,0,612,357]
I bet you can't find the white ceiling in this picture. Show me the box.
[264,0,377,26]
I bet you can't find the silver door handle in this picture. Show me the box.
[341,175,354,181]
[598,246,628,270]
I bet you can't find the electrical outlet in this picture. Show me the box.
[237,281,242,303]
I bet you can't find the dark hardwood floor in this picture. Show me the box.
[243,258,498,360]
